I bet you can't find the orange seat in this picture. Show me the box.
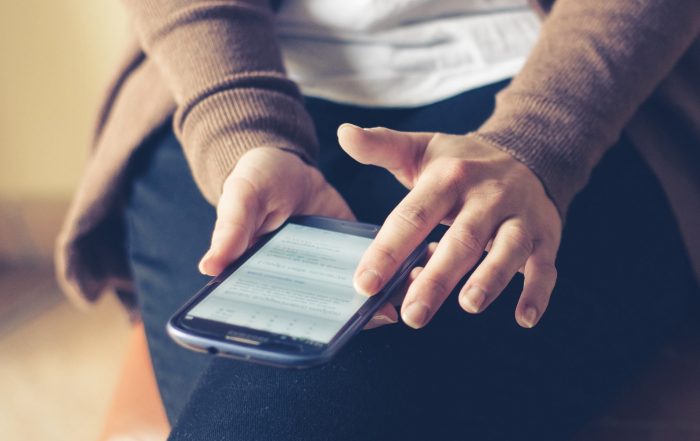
[99,322,170,441]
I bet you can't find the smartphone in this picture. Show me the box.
[167,215,427,368]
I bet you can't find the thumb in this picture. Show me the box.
[337,124,432,177]
[198,176,262,276]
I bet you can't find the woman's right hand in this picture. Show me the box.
[198,147,354,275]
[197,147,399,329]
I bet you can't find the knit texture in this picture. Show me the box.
[473,0,700,216]
[55,0,700,309]
[123,0,700,213]
[123,0,318,203]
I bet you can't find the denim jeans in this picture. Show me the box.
[124,81,698,440]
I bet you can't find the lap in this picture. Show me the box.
[124,83,698,439]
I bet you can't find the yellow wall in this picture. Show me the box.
[0,1,128,199]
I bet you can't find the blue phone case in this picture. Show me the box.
[167,216,427,368]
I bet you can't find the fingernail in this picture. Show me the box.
[198,250,212,273]
[339,123,362,134]
[355,269,382,296]
[461,286,486,313]
[368,314,398,327]
[403,302,430,329]
[521,306,539,328]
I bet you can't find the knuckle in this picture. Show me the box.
[502,226,534,256]
[435,160,471,203]
[484,180,510,205]
[417,273,450,298]
[441,160,471,187]
[370,243,401,268]
[449,225,484,256]
[485,265,512,288]
[486,178,509,195]
[395,203,432,232]
[213,217,246,237]
[470,179,512,212]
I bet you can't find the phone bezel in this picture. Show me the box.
[167,215,427,368]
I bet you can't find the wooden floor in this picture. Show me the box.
[0,266,130,441]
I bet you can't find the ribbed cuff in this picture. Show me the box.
[175,86,319,205]
[472,91,615,218]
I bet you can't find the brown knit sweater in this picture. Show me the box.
[56,0,700,311]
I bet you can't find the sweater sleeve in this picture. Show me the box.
[120,0,319,204]
[472,0,700,217]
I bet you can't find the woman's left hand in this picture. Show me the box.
[338,124,562,329]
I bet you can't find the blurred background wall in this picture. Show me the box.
[0,0,127,264]
[0,3,133,441]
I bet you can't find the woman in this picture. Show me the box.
[57,0,700,439]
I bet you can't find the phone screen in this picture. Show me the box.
[187,223,374,344]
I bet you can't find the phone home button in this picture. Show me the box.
[225,332,267,346]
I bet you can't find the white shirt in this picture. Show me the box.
[275,0,540,107]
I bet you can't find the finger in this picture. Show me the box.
[515,245,558,328]
[400,204,499,328]
[354,177,457,296]
[364,303,399,330]
[256,210,293,238]
[423,241,439,263]
[388,242,437,307]
[366,240,439,330]
[199,177,263,276]
[337,124,432,184]
[459,220,534,314]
